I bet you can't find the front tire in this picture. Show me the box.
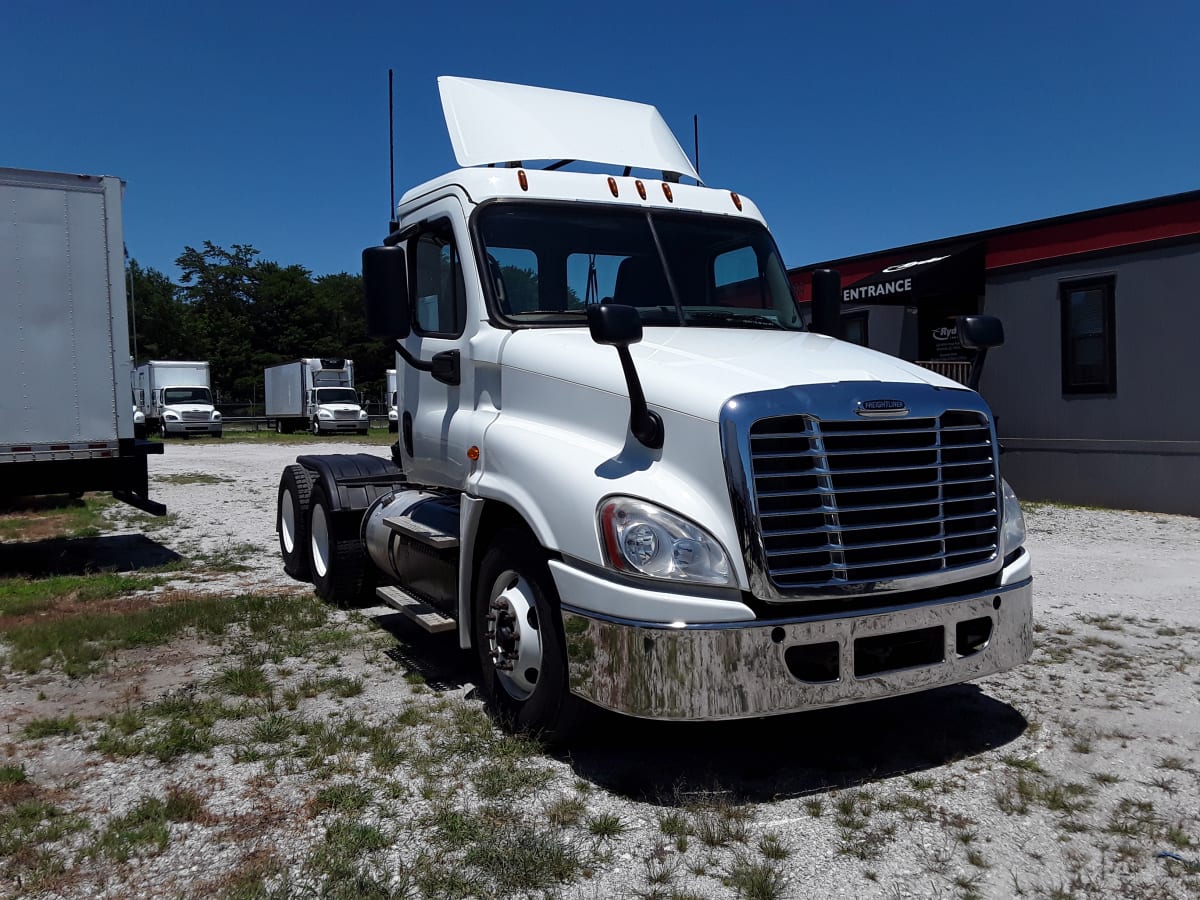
[474,528,578,742]
[159,421,169,439]
[278,465,313,580]
[310,418,321,437]
[307,484,369,607]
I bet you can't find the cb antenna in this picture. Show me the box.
[388,68,397,233]
[693,114,700,178]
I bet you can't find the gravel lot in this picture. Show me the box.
[1,438,1198,899]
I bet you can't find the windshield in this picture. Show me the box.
[317,388,359,405]
[162,387,212,405]
[476,203,802,330]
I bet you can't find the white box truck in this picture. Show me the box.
[265,358,368,435]
[0,167,163,514]
[275,78,1032,740]
[134,360,221,438]
[386,368,398,433]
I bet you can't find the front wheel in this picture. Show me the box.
[310,418,321,436]
[159,421,169,439]
[474,528,579,742]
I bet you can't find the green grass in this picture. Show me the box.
[172,428,393,446]
[23,715,81,739]
[0,572,165,617]
[722,853,787,900]
[154,472,233,485]
[586,812,626,838]
[218,663,274,698]
[0,765,27,785]
[88,793,208,862]
[311,784,372,816]
[0,592,334,676]
[0,798,88,860]
[0,493,114,541]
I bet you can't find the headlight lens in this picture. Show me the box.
[164,412,179,421]
[1000,478,1026,557]
[211,411,222,420]
[318,409,333,419]
[358,410,368,419]
[598,497,734,586]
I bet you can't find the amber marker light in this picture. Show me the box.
[467,446,480,461]
[517,169,528,191]
[607,176,619,197]
[731,192,743,211]
[662,183,673,202]
[635,179,647,200]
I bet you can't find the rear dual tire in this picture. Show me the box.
[278,465,313,580]
[307,484,371,607]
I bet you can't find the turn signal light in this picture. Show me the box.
[607,176,619,197]
[635,180,647,200]
[662,183,673,202]
[731,192,743,211]
[517,169,528,191]
[467,446,480,461]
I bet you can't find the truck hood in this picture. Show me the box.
[163,404,214,414]
[501,327,963,422]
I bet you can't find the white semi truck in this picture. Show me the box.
[386,368,398,433]
[134,360,222,438]
[0,167,163,514]
[276,78,1032,739]
[265,358,369,435]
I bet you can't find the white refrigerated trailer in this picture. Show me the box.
[265,358,368,435]
[0,167,163,513]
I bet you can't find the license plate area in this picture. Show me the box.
[854,625,944,677]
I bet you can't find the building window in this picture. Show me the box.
[1060,276,1116,394]
[841,310,869,347]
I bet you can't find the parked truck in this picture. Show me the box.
[275,78,1032,739]
[134,360,222,438]
[265,358,369,435]
[0,167,163,514]
[386,368,398,433]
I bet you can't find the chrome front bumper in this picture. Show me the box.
[560,575,1033,721]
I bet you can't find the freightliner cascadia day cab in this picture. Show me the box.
[265,358,369,436]
[0,167,163,514]
[276,78,1033,739]
[134,360,222,438]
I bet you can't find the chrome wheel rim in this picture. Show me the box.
[310,503,330,578]
[486,571,543,700]
[280,489,297,553]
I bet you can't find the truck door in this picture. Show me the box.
[398,201,478,489]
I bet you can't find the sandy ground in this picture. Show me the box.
[2,438,1198,899]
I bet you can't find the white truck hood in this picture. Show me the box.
[501,327,963,422]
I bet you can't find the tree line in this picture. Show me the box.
[127,242,393,408]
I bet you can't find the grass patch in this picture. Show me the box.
[587,812,626,838]
[1,592,332,676]
[310,784,372,816]
[0,494,114,542]
[0,798,88,861]
[723,852,787,900]
[88,792,207,861]
[462,824,585,895]
[0,765,27,785]
[218,663,273,698]
[155,472,232,485]
[23,715,81,739]
[0,572,165,617]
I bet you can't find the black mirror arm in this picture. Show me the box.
[392,341,461,387]
[616,346,664,450]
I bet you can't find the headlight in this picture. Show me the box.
[318,409,333,419]
[598,497,734,587]
[358,410,368,419]
[211,411,222,421]
[1000,478,1026,557]
[164,412,179,421]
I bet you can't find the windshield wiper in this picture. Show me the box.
[684,311,786,330]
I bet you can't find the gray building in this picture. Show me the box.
[790,190,1200,516]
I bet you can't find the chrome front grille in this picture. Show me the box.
[181,411,209,422]
[334,409,358,420]
[721,383,1002,601]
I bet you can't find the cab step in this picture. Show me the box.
[381,514,459,550]
[375,585,456,633]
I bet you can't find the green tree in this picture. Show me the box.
[127,260,189,363]
[175,242,258,400]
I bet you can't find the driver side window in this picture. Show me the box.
[411,222,466,337]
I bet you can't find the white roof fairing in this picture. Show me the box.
[437,76,702,183]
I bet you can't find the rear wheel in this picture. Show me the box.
[474,528,578,742]
[278,465,313,580]
[308,484,370,607]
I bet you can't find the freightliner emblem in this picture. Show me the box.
[856,399,909,417]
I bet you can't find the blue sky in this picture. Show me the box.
[3,1,1197,279]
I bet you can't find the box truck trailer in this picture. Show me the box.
[134,360,221,438]
[0,167,163,514]
[265,358,369,435]
[275,78,1032,740]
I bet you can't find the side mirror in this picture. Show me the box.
[587,303,643,347]
[585,305,662,450]
[956,315,1004,350]
[362,245,410,338]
